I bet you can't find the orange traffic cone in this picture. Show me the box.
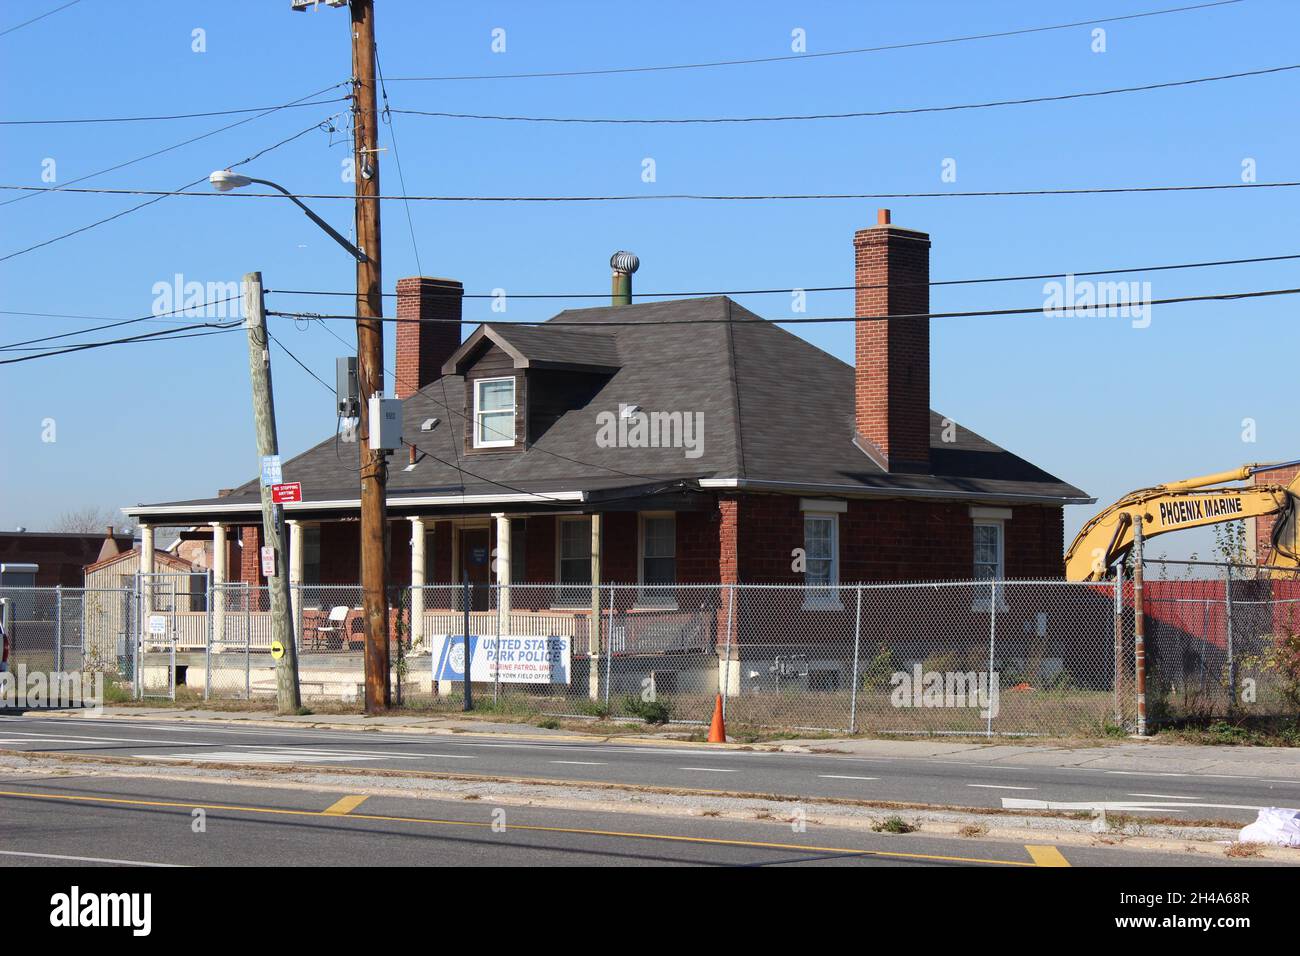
[707,694,727,743]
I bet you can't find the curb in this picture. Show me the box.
[3,749,1295,863]
[37,709,765,750]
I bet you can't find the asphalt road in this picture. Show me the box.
[0,774,1271,868]
[1,714,1297,823]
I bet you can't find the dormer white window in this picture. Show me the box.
[473,377,516,448]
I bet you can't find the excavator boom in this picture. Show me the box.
[1064,461,1300,581]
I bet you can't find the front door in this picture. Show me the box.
[460,529,491,611]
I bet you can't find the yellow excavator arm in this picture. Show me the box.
[1064,461,1300,581]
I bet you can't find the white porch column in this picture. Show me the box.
[589,513,602,700]
[139,524,155,613]
[288,520,304,648]
[494,514,511,667]
[409,517,427,652]
[211,522,228,645]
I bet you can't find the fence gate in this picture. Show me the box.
[135,573,183,700]
[54,587,84,674]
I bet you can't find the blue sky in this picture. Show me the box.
[2,0,1297,561]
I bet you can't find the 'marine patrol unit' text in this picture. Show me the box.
[1158,496,1244,527]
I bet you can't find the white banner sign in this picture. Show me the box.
[430,634,571,685]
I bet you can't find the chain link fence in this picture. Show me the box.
[4,570,1297,734]
[1140,559,1300,721]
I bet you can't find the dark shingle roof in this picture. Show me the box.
[131,296,1087,516]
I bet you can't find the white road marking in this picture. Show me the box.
[1127,793,1202,800]
[967,784,1037,791]
[1104,771,1190,777]
[550,760,606,766]
[818,775,879,781]
[679,767,737,773]
[1002,798,1268,812]
[0,849,183,867]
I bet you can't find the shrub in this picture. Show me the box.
[622,695,672,725]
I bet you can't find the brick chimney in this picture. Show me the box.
[395,276,463,399]
[853,209,931,473]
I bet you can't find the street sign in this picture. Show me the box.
[271,482,302,504]
[261,546,277,577]
[270,640,285,661]
[260,455,283,486]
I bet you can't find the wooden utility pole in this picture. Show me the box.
[243,272,301,714]
[350,0,390,712]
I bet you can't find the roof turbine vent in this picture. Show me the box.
[610,251,639,306]
[610,250,640,275]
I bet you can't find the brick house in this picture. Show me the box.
[123,211,1090,629]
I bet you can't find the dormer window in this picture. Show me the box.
[473,377,516,448]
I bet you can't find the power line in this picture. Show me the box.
[0,0,83,38]
[0,295,244,350]
[0,88,348,209]
[385,1,1244,81]
[0,94,349,126]
[6,180,1297,204]
[0,113,342,263]
[266,284,1300,328]
[264,250,1300,302]
[266,329,334,392]
[376,49,423,275]
[0,321,242,366]
[392,62,1300,125]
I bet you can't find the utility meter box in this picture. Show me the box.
[336,356,359,418]
[369,395,403,451]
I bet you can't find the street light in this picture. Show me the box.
[209,169,367,263]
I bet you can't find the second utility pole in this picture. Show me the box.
[351,0,390,712]
[243,272,301,714]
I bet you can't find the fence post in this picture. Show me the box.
[245,586,251,701]
[1225,563,1236,712]
[134,574,143,701]
[987,578,997,738]
[493,583,501,706]
[849,584,862,734]
[604,584,614,710]
[54,585,63,674]
[205,584,212,701]
[1133,515,1148,736]
[1113,564,1124,724]
[721,584,735,721]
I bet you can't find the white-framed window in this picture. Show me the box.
[802,512,840,608]
[473,376,516,448]
[638,512,676,606]
[972,520,1006,610]
[555,516,591,606]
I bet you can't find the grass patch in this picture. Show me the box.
[957,824,987,838]
[1158,715,1300,748]
[872,815,917,834]
[1225,842,1264,859]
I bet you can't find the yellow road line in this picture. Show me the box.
[1025,844,1071,867]
[322,794,369,815]
[0,788,1035,866]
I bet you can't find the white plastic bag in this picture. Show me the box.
[1238,807,1300,847]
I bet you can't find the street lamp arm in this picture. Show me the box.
[243,176,368,263]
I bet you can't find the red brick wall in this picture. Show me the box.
[394,277,463,399]
[1254,464,1299,563]
[854,211,931,473]
[305,494,1065,589]
[239,525,262,585]
[678,509,724,584]
[731,494,1064,583]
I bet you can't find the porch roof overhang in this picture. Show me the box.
[123,477,712,525]
[696,477,1096,507]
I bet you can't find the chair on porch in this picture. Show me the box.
[308,605,349,651]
